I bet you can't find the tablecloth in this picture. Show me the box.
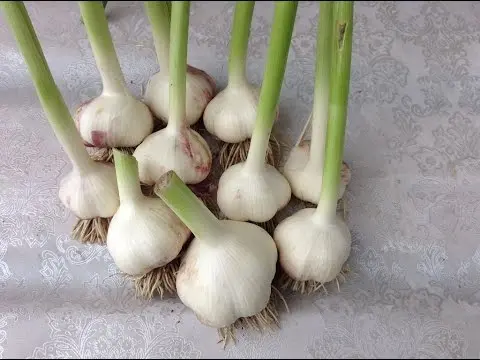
[1,1,480,358]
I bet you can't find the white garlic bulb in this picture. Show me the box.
[133,127,212,185]
[75,93,154,148]
[144,65,215,126]
[283,140,350,204]
[107,150,191,276]
[178,220,277,328]
[217,163,291,223]
[203,83,260,143]
[274,208,351,283]
[58,161,120,219]
[107,196,190,276]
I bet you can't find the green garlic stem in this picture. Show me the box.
[228,1,255,86]
[309,1,333,171]
[1,1,94,173]
[245,1,298,172]
[79,1,127,95]
[154,171,222,241]
[145,1,171,70]
[113,150,143,202]
[315,1,354,222]
[166,1,189,132]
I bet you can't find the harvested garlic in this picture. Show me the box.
[155,170,277,329]
[143,1,215,126]
[107,150,190,276]
[76,2,153,148]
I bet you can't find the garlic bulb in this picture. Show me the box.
[76,94,154,148]
[133,126,212,185]
[274,208,351,283]
[76,2,154,148]
[144,65,215,126]
[217,162,291,223]
[154,170,278,329]
[107,151,190,276]
[203,83,260,143]
[59,161,119,219]
[283,140,349,204]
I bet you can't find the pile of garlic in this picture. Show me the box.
[3,0,356,348]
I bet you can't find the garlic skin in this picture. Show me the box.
[273,208,351,283]
[217,163,291,223]
[144,65,215,126]
[133,127,212,185]
[203,83,260,143]
[283,140,350,204]
[58,162,119,219]
[176,220,277,328]
[107,196,190,276]
[76,93,154,148]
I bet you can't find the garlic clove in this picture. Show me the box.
[144,65,215,126]
[203,84,260,143]
[76,93,154,148]
[283,140,349,204]
[133,127,212,185]
[217,163,291,223]
[58,161,119,219]
[107,196,190,276]
[273,208,351,284]
[176,220,277,329]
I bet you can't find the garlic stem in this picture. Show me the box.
[113,149,143,202]
[228,1,255,87]
[145,1,171,71]
[166,1,189,133]
[309,1,333,171]
[154,171,222,241]
[245,1,298,172]
[1,1,94,173]
[315,1,354,223]
[79,1,127,95]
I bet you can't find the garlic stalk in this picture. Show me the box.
[1,1,120,241]
[283,1,348,204]
[75,1,153,150]
[143,1,215,126]
[154,171,277,329]
[134,1,212,186]
[107,150,190,278]
[217,1,297,223]
[274,1,354,286]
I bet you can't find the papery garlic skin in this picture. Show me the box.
[76,93,154,148]
[133,127,212,185]
[58,162,120,219]
[283,140,349,204]
[144,66,215,126]
[203,84,260,143]
[107,196,190,276]
[274,208,351,283]
[217,163,291,223]
[176,220,277,328]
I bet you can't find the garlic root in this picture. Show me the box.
[133,254,183,299]
[71,216,111,245]
[217,286,288,348]
[218,136,284,171]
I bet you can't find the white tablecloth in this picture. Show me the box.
[1,1,479,358]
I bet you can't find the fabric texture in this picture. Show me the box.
[1,1,480,358]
